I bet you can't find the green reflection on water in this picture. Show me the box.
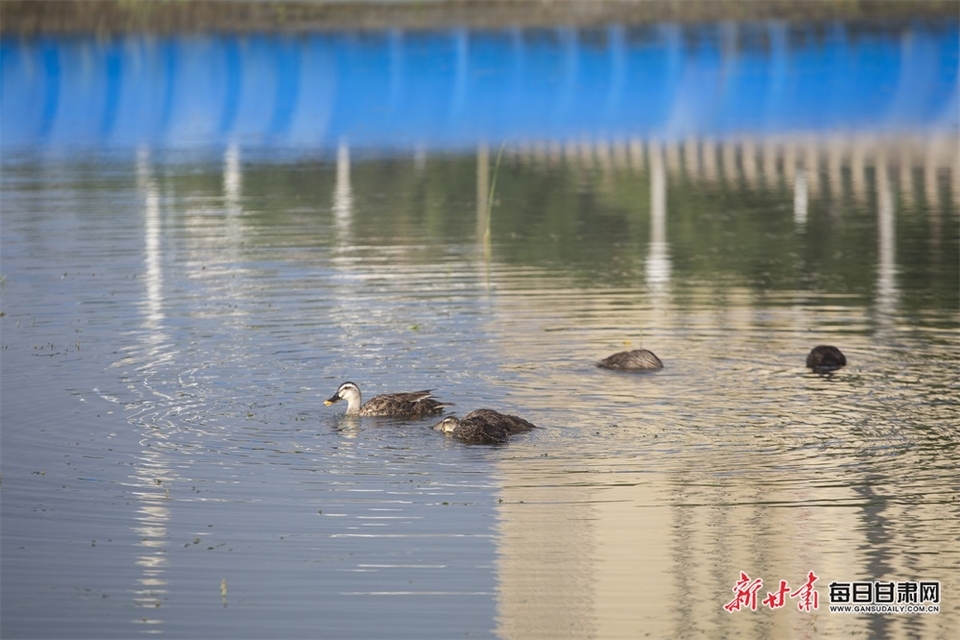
[37,137,949,321]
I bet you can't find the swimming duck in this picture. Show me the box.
[324,381,449,417]
[433,409,538,445]
[806,345,846,372]
[596,348,663,371]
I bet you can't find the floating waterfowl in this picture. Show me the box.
[806,345,846,372]
[596,348,663,371]
[433,409,538,445]
[324,381,449,417]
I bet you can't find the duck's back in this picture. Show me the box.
[360,390,448,417]
[597,349,664,371]
[452,420,510,445]
[462,409,538,434]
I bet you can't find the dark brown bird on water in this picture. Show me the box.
[596,348,663,371]
[806,346,846,372]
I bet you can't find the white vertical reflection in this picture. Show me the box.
[222,143,245,262]
[132,146,171,627]
[136,146,164,333]
[333,140,353,238]
[793,167,808,227]
[876,162,898,324]
[476,143,490,241]
[646,141,671,293]
[132,498,170,624]
[223,142,242,210]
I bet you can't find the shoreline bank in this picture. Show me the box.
[3,0,957,35]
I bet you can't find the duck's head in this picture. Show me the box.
[324,381,361,406]
[432,415,461,433]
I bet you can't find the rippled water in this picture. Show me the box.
[2,145,958,639]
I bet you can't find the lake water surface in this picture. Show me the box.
[2,20,959,640]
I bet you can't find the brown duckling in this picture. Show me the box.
[806,346,846,372]
[597,348,663,371]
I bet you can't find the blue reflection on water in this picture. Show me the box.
[1,21,957,153]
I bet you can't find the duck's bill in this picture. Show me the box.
[324,395,341,405]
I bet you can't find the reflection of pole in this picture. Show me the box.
[826,137,843,205]
[951,142,960,209]
[683,137,699,179]
[646,140,671,292]
[702,138,718,183]
[850,139,866,202]
[924,142,941,208]
[650,141,666,242]
[722,139,737,184]
[898,145,913,208]
[876,160,898,323]
[223,143,242,208]
[741,138,757,187]
[803,139,820,198]
[223,143,244,252]
[482,143,505,264]
[762,139,778,190]
[793,168,808,227]
[136,146,164,331]
[132,145,171,627]
[612,141,628,169]
[333,141,352,236]
[477,143,490,241]
[923,146,943,257]
[629,139,645,174]
[783,141,796,190]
